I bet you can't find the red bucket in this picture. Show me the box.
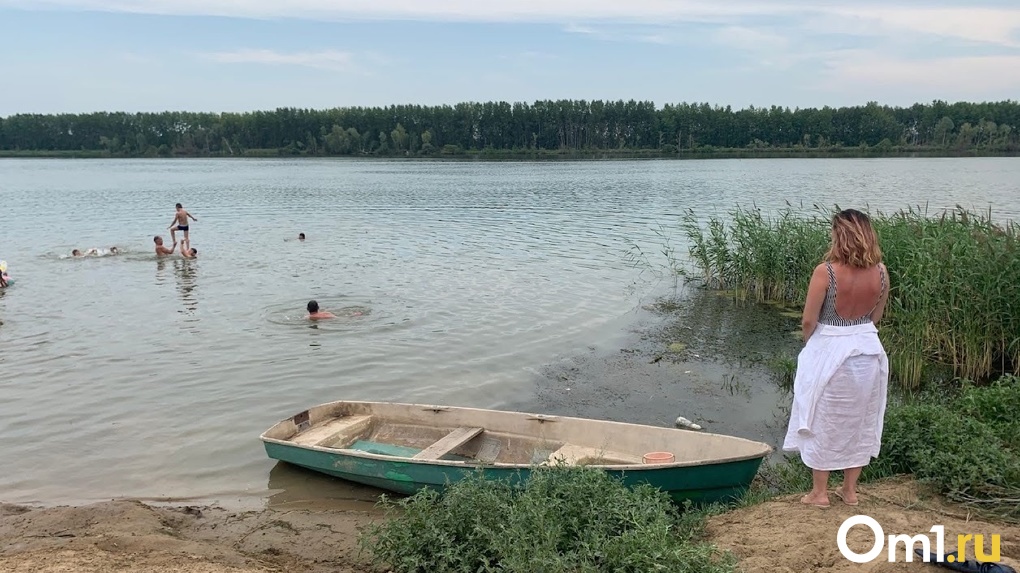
[642,452,675,464]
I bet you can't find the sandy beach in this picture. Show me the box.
[3,477,1017,572]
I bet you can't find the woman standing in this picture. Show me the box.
[783,209,890,508]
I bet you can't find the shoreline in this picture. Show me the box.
[2,149,1018,161]
[4,477,1018,573]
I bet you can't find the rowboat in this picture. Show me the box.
[260,400,772,504]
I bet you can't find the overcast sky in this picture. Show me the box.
[1,0,1018,115]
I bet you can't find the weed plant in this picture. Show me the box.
[676,204,1020,388]
[358,465,736,573]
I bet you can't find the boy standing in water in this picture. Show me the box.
[169,203,198,250]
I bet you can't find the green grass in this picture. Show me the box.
[755,375,1020,521]
[358,465,736,573]
[677,204,1020,388]
[863,375,1020,511]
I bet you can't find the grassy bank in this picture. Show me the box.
[676,204,1020,388]
[760,374,1020,522]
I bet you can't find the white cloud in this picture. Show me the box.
[563,23,597,35]
[203,49,354,71]
[0,0,805,22]
[827,7,1020,48]
[817,53,1020,98]
[713,26,788,52]
[10,0,1019,49]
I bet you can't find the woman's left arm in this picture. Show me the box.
[801,263,828,342]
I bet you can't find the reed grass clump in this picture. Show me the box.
[678,204,1020,388]
[358,465,735,573]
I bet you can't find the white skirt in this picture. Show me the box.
[795,354,886,470]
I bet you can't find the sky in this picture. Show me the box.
[0,0,1018,115]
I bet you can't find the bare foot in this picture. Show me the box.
[834,488,859,506]
[800,493,830,508]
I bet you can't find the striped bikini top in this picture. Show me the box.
[818,261,886,327]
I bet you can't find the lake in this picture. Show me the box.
[1,157,1017,508]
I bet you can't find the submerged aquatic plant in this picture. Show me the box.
[676,203,1020,388]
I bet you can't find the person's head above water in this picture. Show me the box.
[72,249,82,256]
[306,300,336,319]
[175,202,183,209]
[298,233,305,241]
[154,236,164,245]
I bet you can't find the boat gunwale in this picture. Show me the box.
[258,400,773,470]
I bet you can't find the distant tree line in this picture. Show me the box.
[1,99,1017,157]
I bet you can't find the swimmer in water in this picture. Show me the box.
[181,247,198,259]
[306,300,336,320]
[154,236,177,256]
[298,233,305,241]
[72,247,119,257]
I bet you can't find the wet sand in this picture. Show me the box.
[4,478,1018,572]
[0,499,379,573]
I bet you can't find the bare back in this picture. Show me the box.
[820,262,886,325]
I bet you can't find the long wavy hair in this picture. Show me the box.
[825,209,882,268]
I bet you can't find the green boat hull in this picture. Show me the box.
[264,441,764,504]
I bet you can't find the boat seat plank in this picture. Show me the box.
[546,444,643,466]
[412,427,484,460]
[292,415,373,447]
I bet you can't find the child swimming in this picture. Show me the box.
[71,247,120,257]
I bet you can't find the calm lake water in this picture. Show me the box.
[1,157,1018,507]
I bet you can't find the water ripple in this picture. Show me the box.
[0,157,1018,506]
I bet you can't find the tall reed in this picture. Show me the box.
[678,204,1020,388]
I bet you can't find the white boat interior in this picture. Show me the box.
[261,401,772,468]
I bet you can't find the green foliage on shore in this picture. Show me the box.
[756,376,1020,521]
[1,99,1018,157]
[679,204,1020,388]
[358,465,735,573]
[868,376,1020,520]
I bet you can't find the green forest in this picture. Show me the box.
[1,99,1017,158]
